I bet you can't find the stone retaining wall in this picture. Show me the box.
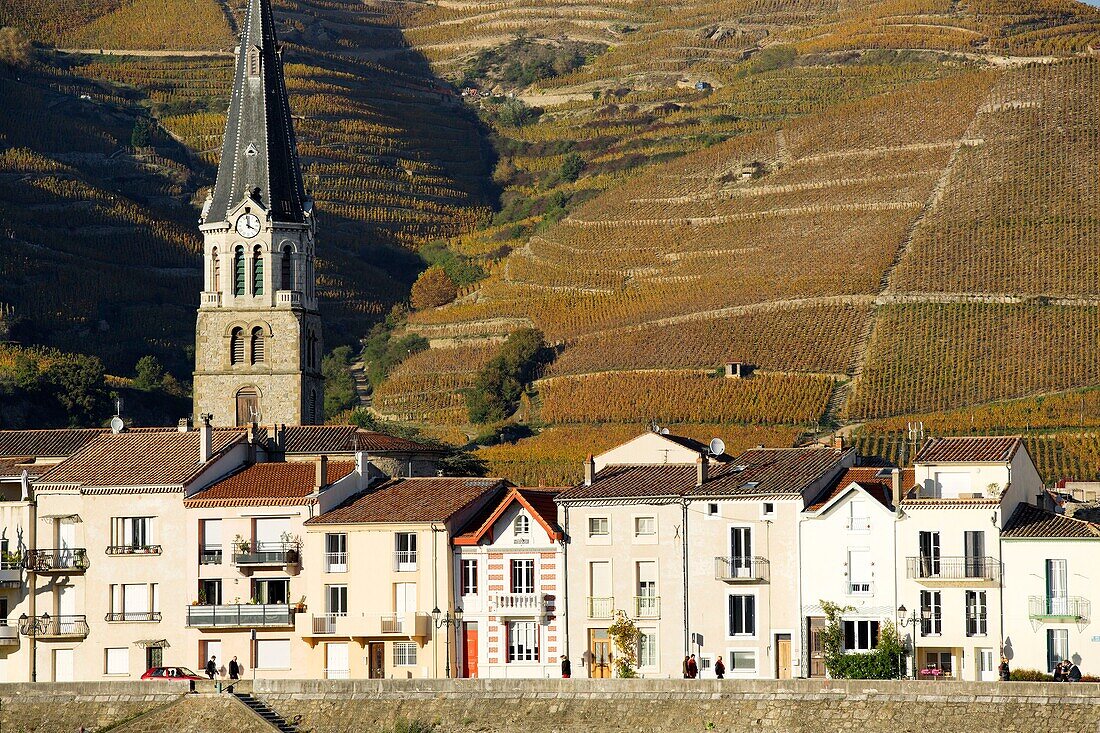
[0,682,183,733]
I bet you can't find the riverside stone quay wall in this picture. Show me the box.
[254,678,1100,733]
[4,679,1100,733]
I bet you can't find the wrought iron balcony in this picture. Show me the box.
[489,592,548,616]
[634,595,661,619]
[105,611,162,622]
[19,614,89,639]
[232,541,300,567]
[186,603,295,628]
[24,549,89,574]
[587,596,614,620]
[905,556,1001,584]
[1029,595,1090,622]
[715,556,770,583]
[105,545,162,556]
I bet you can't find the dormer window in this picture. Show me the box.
[513,514,530,537]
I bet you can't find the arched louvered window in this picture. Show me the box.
[281,245,293,291]
[211,247,220,292]
[230,327,245,365]
[250,326,265,364]
[253,245,264,296]
[309,389,317,424]
[234,246,246,296]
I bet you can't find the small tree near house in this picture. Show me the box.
[820,600,905,679]
[608,610,640,678]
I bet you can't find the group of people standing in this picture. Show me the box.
[205,655,244,680]
[682,654,727,679]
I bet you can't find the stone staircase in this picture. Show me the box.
[350,359,372,407]
[232,691,299,733]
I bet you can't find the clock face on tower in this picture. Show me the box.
[236,213,261,238]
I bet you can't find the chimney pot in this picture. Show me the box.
[697,455,707,486]
[316,455,329,488]
[178,417,192,433]
[891,467,902,507]
[584,454,595,487]
[199,413,214,463]
[833,435,845,451]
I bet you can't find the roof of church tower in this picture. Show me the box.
[205,0,307,225]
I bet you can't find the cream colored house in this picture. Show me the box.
[1001,504,1100,676]
[299,477,507,679]
[452,487,564,678]
[896,436,1042,681]
[799,467,907,677]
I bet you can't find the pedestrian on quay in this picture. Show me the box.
[1067,660,1082,682]
[687,654,699,679]
[229,656,242,680]
[714,656,726,680]
[205,655,217,680]
[682,656,690,679]
[998,656,1010,681]
[1053,661,1065,682]
[561,656,571,679]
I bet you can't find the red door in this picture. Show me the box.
[462,623,479,678]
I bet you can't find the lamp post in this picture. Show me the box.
[897,604,932,679]
[431,606,464,679]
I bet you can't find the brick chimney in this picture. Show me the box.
[696,455,707,486]
[316,455,329,488]
[199,413,213,463]
[177,417,192,433]
[584,454,595,486]
[833,435,845,451]
[891,467,902,508]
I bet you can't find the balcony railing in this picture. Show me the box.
[301,612,430,638]
[394,551,417,572]
[186,604,294,628]
[19,614,89,638]
[24,549,89,574]
[1029,595,1090,622]
[201,291,222,307]
[276,290,303,307]
[634,595,661,619]
[0,623,17,645]
[105,545,162,556]
[325,552,348,573]
[0,559,21,587]
[312,613,346,634]
[846,517,871,531]
[715,556,770,583]
[200,547,223,565]
[381,614,405,634]
[325,667,350,680]
[905,556,1000,583]
[232,541,300,567]
[105,611,162,622]
[587,596,614,620]
[846,581,874,595]
[490,592,547,615]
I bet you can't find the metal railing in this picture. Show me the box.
[714,556,770,582]
[105,545,162,556]
[312,613,346,634]
[1029,595,1090,622]
[200,547,223,565]
[232,541,300,566]
[0,622,16,644]
[325,552,348,573]
[393,551,418,571]
[846,517,871,531]
[905,556,1000,582]
[587,596,614,619]
[635,595,661,619]
[491,593,546,614]
[105,611,162,622]
[19,614,89,638]
[186,604,294,628]
[324,667,350,680]
[847,581,874,595]
[24,549,89,573]
[381,614,405,634]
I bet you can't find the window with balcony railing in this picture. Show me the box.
[24,549,89,573]
[714,556,769,582]
[200,547,223,565]
[634,595,660,619]
[587,596,613,619]
[394,532,417,571]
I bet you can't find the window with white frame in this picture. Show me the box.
[848,500,869,531]
[965,590,988,636]
[326,585,348,616]
[255,639,291,670]
[325,533,347,573]
[105,647,129,675]
[707,503,719,516]
[728,594,755,636]
[111,517,153,549]
[461,559,478,596]
[638,630,658,668]
[730,650,756,674]
[511,559,535,594]
[843,620,879,651]
[634,516,656,538]
[920,590,942,636]
[1047,629,1069,672]
[588,517,609,538]
[508,621,539,662]
[761,502,774,517]
[847,549,872,594]
[395,532,417,571]
[394,642,417,666]
[513,514,530,537]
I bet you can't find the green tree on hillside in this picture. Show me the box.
[410,265,458,309]
[466,329,547,424]
[322,346,359,418]
[47,355,108,427]
[133,355,165,391]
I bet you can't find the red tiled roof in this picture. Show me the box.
[901,498,1001,508]
[307,477,507,525]
[806,466,913,511]
[0,428,105,459]
[279,425,442,454]
[185,460,356,507]
[1002,504,1100,539]
[38,430,245,488]
[915,436,1022,464]
[454,487,564,545]
[0,457,32,479]
[558,446,850,502]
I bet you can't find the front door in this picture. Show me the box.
[146,646,163,670]
[368,642,385,679]
[462,623,479,678]
[977,648,996,681]
[808,618,826,677]
[776,634,792,679]
[589,629,611,678]
[326,642,350,679]
[54,649,74,682]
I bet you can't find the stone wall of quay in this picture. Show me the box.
[0,682,181,733]
[255,678,1100,733]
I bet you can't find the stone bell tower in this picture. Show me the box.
[193,0,323,427]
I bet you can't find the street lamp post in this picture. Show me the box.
[431,606,464,679]
[897,604,932,679]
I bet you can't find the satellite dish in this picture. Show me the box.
[709,437,726,456]
[660,428,670,435]
[110,416,125,434]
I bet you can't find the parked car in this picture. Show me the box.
[140,666,204,681]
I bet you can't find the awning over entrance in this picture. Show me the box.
[134,639,171,649]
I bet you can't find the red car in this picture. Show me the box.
[140,666,205,681]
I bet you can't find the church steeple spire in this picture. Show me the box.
[205,0,308,225]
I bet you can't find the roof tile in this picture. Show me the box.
[185,460,355,507]
[916,436,1022,464]
[1002,504,1100,539]
[307,477,506,524]
[0,429,105,459]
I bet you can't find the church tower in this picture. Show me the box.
[193,0,323,426]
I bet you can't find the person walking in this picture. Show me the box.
[682,656,690,679]
[561,656,571,679]
[229,656,241,680]
[205,655,217,680]
[714,656,726,680]
[686,654,699,679]
[998,656,1010,681]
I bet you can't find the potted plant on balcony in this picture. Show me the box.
[294,595,307,613]
[233,534,251,556]
[281,532,302,567]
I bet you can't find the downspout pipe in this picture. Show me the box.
[682,498,690,657]
[561,504,570,667]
